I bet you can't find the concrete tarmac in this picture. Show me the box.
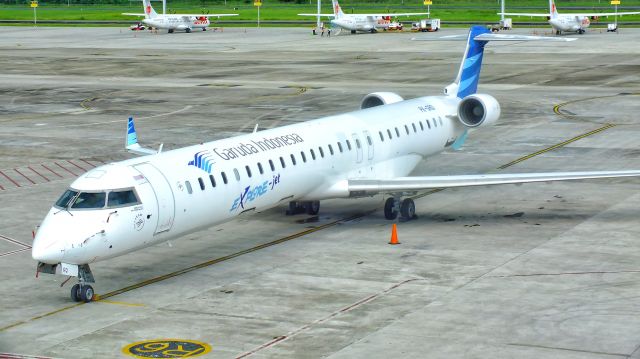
[0,26,640,358]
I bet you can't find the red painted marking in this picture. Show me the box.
[55,162,77,176]
[67,160,86,172]
[14,168,36,185]
[0,234,32,248]
[0,248,30,257]
[79,159,97,168]
[28,166,49,182]
[41,164,63,178]
[0,170,20,187]
[0,183,4,190]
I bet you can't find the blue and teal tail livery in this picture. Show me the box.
[125,117,158,156]
[456,26,490,99]
[438,26,576,98]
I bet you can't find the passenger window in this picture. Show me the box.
[395,128,400,137]
[310,149,316,160]
[419,121,424,131]
[337,142,343,153]
[290,153,297,165]
[233,168,240,181]
[426,120,431,129]
[279,156,286,168]
[379,131,384,142]
[387,129,392,139]
[107,190,140,207]
[328,144,334,155]
[221,172,228,184]
[257,162,264,175]
[433,118,437,127]
[209,174,216,188]
[319,146,324,158]
[300,151,307,162]
[346,140,352,150]
[404,125,409,135]
[245,165,252,178]
[412,123,417,133]
[185,181,193,194]
[269,160,275,171]
[367,136,372,146]
[198,177,205,190]
[71,192,106,209]
[355,139,361,149]
[439,117,443,126]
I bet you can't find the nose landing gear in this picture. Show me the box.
[71,283,94,303]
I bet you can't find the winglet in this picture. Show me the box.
[126,117,157,156]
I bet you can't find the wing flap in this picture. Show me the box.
[348,171,640,194]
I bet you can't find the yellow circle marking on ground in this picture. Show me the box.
[122,339,211,358]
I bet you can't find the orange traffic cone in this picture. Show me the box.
[389,223,400,245]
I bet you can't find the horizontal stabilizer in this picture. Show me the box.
[349,170,640,194]
[126,117,157,156]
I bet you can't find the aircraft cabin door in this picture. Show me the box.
[363,130,374,161]
[352,133,363,163]
[133,163,175,234]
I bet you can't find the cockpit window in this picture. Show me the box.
[108,189,140,208]
[70,192,106,209]
[54,189,79,208]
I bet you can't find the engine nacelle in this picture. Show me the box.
[457,94,501,128]
[360,92,404,109]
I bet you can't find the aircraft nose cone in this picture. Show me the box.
[32,239,65,264]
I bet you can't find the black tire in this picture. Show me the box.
[400,198,416,220]
[384,198,398,220]
[203,28,207,31]
[168,29,174,33]
[186,28,192,33]
[305,201,320,215]
[351,30,356,34]
[71,284,81,302]
[286,201,297,215]
[80,285,94,303]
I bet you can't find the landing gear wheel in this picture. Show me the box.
[80,285,94,303]
[203,28,207,31]
[351,30,356,34]
[400,198,416,220]
[384,197,398,220]
[305,201,320,215]
[186,28,192,33]
[168,29,174,33]
[70,284,81,302]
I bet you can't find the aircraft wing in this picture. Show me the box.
[176,13,238,17]
[122,13,146,16]
[413,33,577,41]
[560,11,640,17]
[497,12,550,17]
[348,171,640,194]
[298,13,336,17]
[365,12,429,16]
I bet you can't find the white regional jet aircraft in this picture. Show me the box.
[299,0,428,34]
[499,0,640,34]
[33,26,640,302]
[123,0,237,33]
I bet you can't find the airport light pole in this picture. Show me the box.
[30,0,38,26]
[612,0,620,27]
[254,0,262,28]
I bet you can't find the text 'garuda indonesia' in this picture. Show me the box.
[214,133,304,160]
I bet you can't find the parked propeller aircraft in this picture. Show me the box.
[123,0,237,33]
[299,0,428,34]
[499,0,640,34]
[33,26,640,303]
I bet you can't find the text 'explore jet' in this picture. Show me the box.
[32,27,640,303]
[299,0,428,34]
[123,0,238,33]
[499,0,640,34]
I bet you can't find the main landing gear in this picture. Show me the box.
[384,195,416,221]
[286,200,320,215]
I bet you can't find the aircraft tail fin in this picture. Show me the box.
[126,117,158,156]
[142,0,158,19]
[452,26,491,99]
[549,0,559,19]
[442,26,576,99]
[332,0,345,18]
